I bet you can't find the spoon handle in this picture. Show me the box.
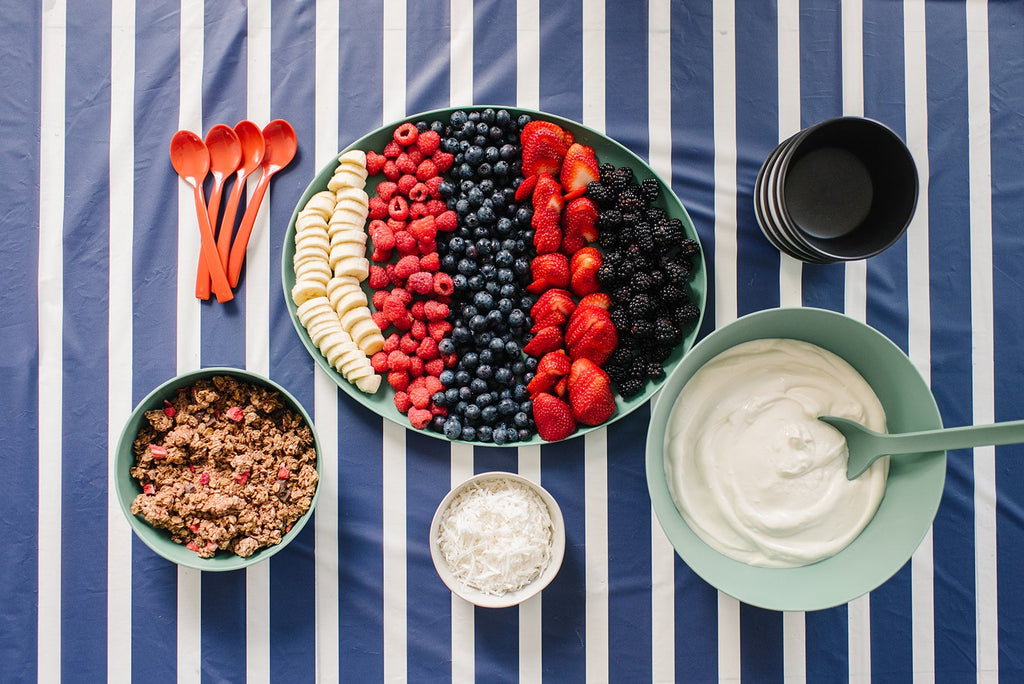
[195,177,228,299]
[192,184,233,303]
[226,170,271,288]
[884,419,1024,454]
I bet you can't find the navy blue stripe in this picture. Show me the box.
[990,2,1024,680]
[407,432,456,681]
[407,0,451,114]
[923,3,978,681]
[607,408,653,680]
[540,437,586,680]
[799,0,845,311]
[805,606,849,681]
[668,3,719,678]
[473,1,517,107]
[61,2,113,680]
[131,2,184,678]
[539,0,583,124]
[0,3,40,679]
[604,0,648,156]
[735,1,782,318]
[338,0,384,148]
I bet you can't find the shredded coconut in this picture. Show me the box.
[437,477,553,596]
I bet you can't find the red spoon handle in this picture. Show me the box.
[226,171,271,288]
[217,171,247,264]
[195,178,228,298]
[193,185,233,302]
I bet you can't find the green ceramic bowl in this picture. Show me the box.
[646,307,946,611]
[115,368,321,571]
[282,106,707,445]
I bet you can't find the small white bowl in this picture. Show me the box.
[429,471,565,608]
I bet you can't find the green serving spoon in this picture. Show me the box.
[818,415,1024,480]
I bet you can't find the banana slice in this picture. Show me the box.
[335,187,369,208]
[330,206,368,229]
[326,275,361,297]
[291,279,327,306]
[294,233,331,255]
[296,212,330,235]
[328,168,367,192]
[350,318,385,354]
[330,245,368,272]
[339,304,372,332]
[328,229,368,249]
[332,288,368,317]
[294,262,333,287]
[303,191,339,220]
[296,296,334,324]
[338,149,367,166]
[355,373,381,394]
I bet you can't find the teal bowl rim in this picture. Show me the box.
[114,367,322,572]
[281,105,708,446]
[646,307,946,611]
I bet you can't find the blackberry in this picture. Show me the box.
[646,344,675,363]
[662,284,687,305]
[661,259,692,286]
[631,271,653,293]
[586,181,617,209]
[618,376,646,399]
[640,177,660,203]
[596,263,618,288]
[644,206,667,223]
[630,318,655,341]
[606,361,633,385]
[647,362,666,382]
[654,318,682,346]
[648,269,665,290]
[616,188,646,214]
[598,230,619,250]
[611,285,633,305]
[677,302,701,324]
[596,209,623,232]
[606,347,634,371]
[633,222,655,253]
[678,237,701,257]
[611,166,636,193]
[598,162,616,186]
[614,259,637,283]
[631,293,654,319]
[652,224,675,252]
[609,306,632,332]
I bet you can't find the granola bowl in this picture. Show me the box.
[115,367,322,571]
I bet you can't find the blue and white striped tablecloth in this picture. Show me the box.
[4,0,1023,681]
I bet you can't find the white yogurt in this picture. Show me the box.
[664,338,888,568]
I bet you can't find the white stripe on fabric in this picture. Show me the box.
[516,0,540,110]
[107,1,135,680]
[581,0,604,133]
[783,612,806,684]
[965,2,998,680]
[381,3,407,681]
[518,445,542,682]
[584,430,609,684]
[38,1,65,681]
[903,2,935,680]
[176,2,204,681]
[451,0,473,105]
[648,2,675,680]
[450,442,474,683]
[777,0,802,308]
[713,2,742,678]
[312,1,341,681]
[245,2,273,682]
[841,4,871,680]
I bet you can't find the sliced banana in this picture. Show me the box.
[303,191,338,220]
[338,149,367,166]
[328,168,367,192]
[332,288,369,317]
[355,373,382,394]
[330,252,369,278]
[335,187,369,208]
[328,230,368,249]
[291,280,327,306]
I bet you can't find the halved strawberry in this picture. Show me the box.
[578,292,612,310]
[533,392,577,442]
[522,122,569,178]
[561,196,599,251]
[565,305,618,366]
[567,358,617,426]
[560,143,600,200]
[514,173,538,202]
[530,288,577,331]
[523,325,564,357]
[569,247,602,297]
[526,253,570,293]
[532,172,565,253]
[526,349,572,396]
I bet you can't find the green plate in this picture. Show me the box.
[115,368,322,571]
[646,307,946,611]
[282,106,707,445]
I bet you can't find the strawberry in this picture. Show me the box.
[526,253,570,293]
[514,173,538,202]
[569,246,602,297]
[521,121,569,178]
[565,306,618,366]
[523,325,564,357]
[530,288,576,330]
[578,292,612,310]
[526,349,573,396]
[561,196,599,249]
[568,358,616,425]
[531,172,564,254]
[560,143,600,200]
[532,392,577,442]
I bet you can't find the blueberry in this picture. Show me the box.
[455,370,472,386]
[485,281,502,297]
[463,404,481,422]
[497,298,513,315]
[465,145,484,166]
[438,180,456,198]
[443,417,463,440]
[519,295,535,310]
[463,212,479,229]
[470,378,488,394]
[458,385,474,402]
[498,398,517,416]
[492,427,508,445]
[473,291,495,311]
[432,391,447,407]
[481,405,499,423]
[438,338,456,355]
[500,283,517,298]
[475,238,492,256]
[518,428,533,442]
[476,364,493,380]
[430,415,447,432]
[486,310,504,328]
[477,331,493,346]
[520,399,533,414]
[512,258,530,276]
[494,367,513,386]
[445,387,460,405]
[481,108,496,124]
[504,340,521,356]
[458,162,475,180]
[515,206,533,227]
[464,244,478,259]
[476,392,493,407]
[477,205,495,225]
[484,146,500,164]
[443,137,461,154]
[493,161,509,177]
[476,163,492,177]
[477,425,493,442]
[468,314,487,331]
[517,113,532,128]
[491,192,508,212]
[461,425,477,441]
[457,258,477,276]
[467,275,485,291]
[431,119,446,133]
[508,309,526,328]
[479,263,497,280]
[479,349,494,365]
[440,254,457,271]
[512,383,529,402]
[513,411,531,428]
[450,110,468,126]
[497,268,514,285]
[461,352,478,369]
[511,361,526,376]
[451,324,471,344]
[524,357,538,372]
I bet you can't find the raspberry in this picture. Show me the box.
[388,196,409,221]
[394,230,417,256]
[395,153,417,175]
[393,390,412,412]
[371,288,389,309]
[388,371,410,393]
[382,159,400,181]
[371,310,390,330]
[417,237,436,254]
[432,151,454,172]
[367,196,388,220]
[370,225,395,251]
[409,386,431,409]
[424,358,445,377]
[407,407,432,430]
[427,320,453,341]
[416,130,440,155]
[393,122,418,146]
[387,217,406,233]
[370,351,389,372]
[387,350,410,371]
[384,263,398,284]
[406,148,424,165]
[375,181,398,201]
[408,183,429,202]
[425,199,447,216]
[397,173,417,196]
[419,252,440,272]
[382,140,403,158]
[383,297,408,324]
[416,337,439,361]
[444,352,458,368]
[430,402,448,417]
[435,210,458,232]
[399,333,419,354]
[368,265,389,290]
[415,159,438,182]
[394,255,421,279]
[391,313,412,332]
[407,216,437,241]
[423,300,449,321]
[408,356,425,377]
[424,176,443,199]
[410,319,427,341]
[383,333,400,353]
[423,375,444,395]
[370,247,392,263]
[366,151,386,175]
[406,271,434,295]
[390,287,412,305]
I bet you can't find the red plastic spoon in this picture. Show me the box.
[226,119,297,287]
[195,124,242,299]
[169,130,233,303]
